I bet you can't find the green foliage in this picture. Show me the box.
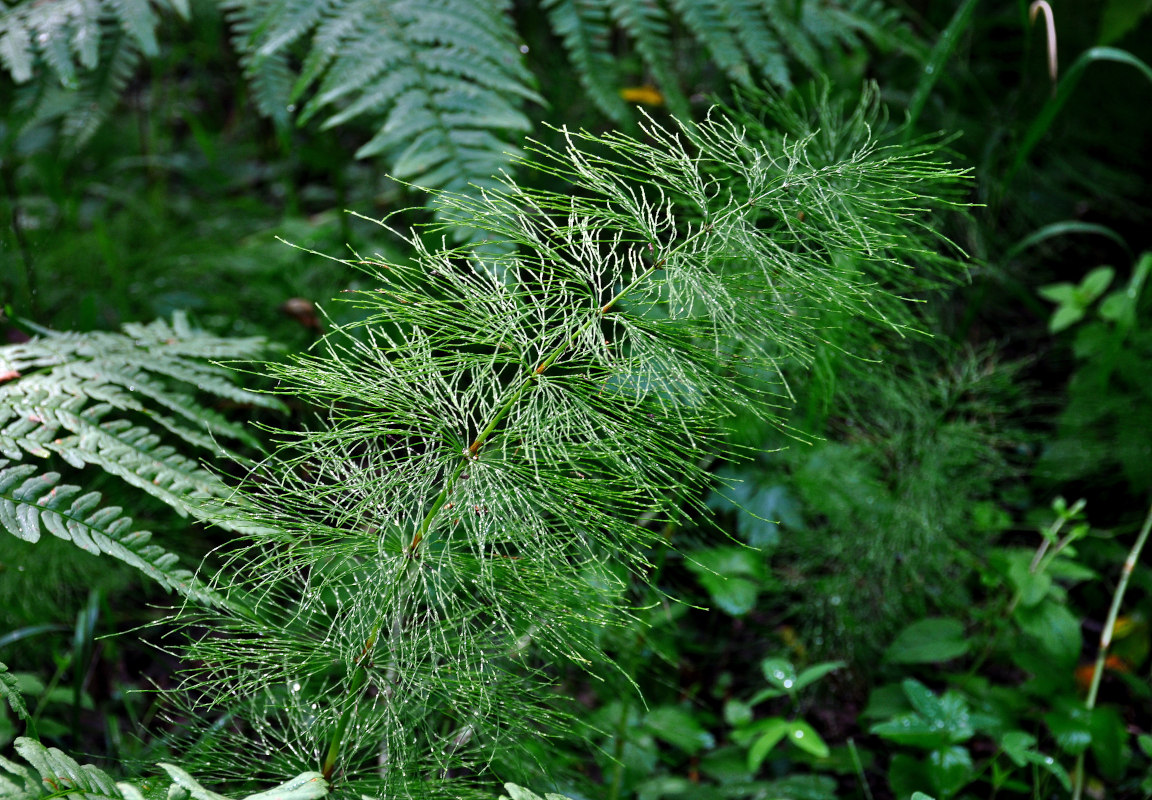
[867,677,1071,799]
[0,737,326,800]
[226,0,542,224]
[863,497,1152,799]
[727,658,842,771]
[1038,252,1152,493]
[882,618,970,665]
[0,665,28,725]
[219,0,924,234]
[0,312,281,604]
[2,0,926,241]
[0,0,188,151]
[161,88,967,798]
[0,0,187,87]
[707,342,1023,659]
[1,1,1150,798]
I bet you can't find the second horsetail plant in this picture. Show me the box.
[168,86,968,798]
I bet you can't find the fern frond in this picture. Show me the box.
[0,460,222,606]
[106,0,160,57]
[540,0,628,123]
[667,0,749,84]
[0,313,280,596]
[0,738,326,800]
[292,0,370,93]
[58,31,143,152]
[227,0,541,238]
[714,0,790,87]
[252,0,335,58]
[812,0,922,57]
[605,0,690,117]
[0,10,35,83]
[222,0,297,129]
[0,663,29,723]
[0,0,184,87]
[3,738,120,800]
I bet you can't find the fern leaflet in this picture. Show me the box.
[0,461,222,607]
[0,663,29,723]
[229,0,542,238]
[0,312,280,599]
[0,0,186,87]
[0,738,326,800]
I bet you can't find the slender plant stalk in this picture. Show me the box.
[903,0,980,134]
[963,506,1080,683]
[1071,498,1152,800]
[848,737,875,800]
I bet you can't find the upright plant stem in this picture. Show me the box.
[1071,498,1152,800]
[904,0,979,134]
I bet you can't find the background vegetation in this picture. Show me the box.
[2,0,1151,798]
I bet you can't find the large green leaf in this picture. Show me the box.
[884,618,970,664]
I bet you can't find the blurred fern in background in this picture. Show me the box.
[0,0,924,237]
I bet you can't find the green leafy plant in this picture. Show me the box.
[0,0,191,152]
[0,82,971,799]
[1038,252,1152,494]
[866,495,1152,799]
[1,0,925,238]
[582,654,846,799]
[152,87,968,798]
[0,312,281,604]
[726,658,843,773]
[0,736,326,800]
[867,676,1071,799]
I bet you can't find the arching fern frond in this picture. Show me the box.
[0,737,326,800]
[0,461,222,606]
[0,312,282,599]
[604,0,690,118]
[0,0,186,87]
[539,0,628,123]
[221,0,303,129]
[541,0,923,121]
[4,0,923,244]
[229,0,542,237]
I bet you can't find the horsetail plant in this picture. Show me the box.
[0,85,969,799]
[165,85,968,799]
